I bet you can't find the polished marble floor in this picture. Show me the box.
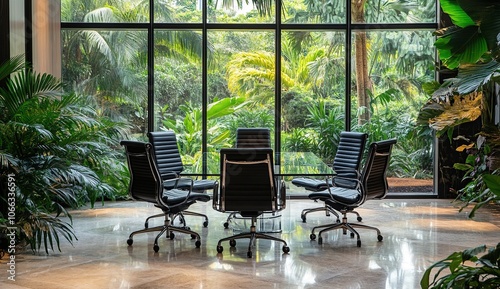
[2,198,499,289]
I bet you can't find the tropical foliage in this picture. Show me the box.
[419,1,500,287]
[417,0,500,202]
[0,55,127,253]
[421,242,500,289]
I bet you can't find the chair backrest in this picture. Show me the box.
[235,128,271,148]
[332,131,368,188]
[147,131,184,180]
[121,140,162,204]
[359,138,397,203]
[219,148,278,215]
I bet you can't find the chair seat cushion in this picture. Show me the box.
[291,178,330,191]
[308,187,360,205]
[161,188,210,206]
[163,178,216,191]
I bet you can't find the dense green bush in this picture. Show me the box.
[0,56,128,253]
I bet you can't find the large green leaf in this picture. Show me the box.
[455,60,500,94]
[435,26,488,69]
[483,174,500,197]
[439,0,475,28]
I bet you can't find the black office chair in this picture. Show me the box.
[235,127,272,148]
[221,127,272,229]
[308,138,397,247]
[148,131,217,228]
[121,140,211,252]
[292,131,368,223]
[213,148,290,258]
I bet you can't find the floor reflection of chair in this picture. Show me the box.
[309,139,396,247]
[121,140,210,252]
[213,148,290,258]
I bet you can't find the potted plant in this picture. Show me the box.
[0,55,127,254]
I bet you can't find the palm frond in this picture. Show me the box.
[0,54,25,82]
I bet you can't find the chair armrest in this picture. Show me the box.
[158,177,194,210]
[325,175,362,200]
[212,182,221,211]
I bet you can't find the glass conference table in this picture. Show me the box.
[183,151,334,178]
[182,151,334,233]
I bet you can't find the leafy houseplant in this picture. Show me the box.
[418,0,500,287]
[0,55,126,254]
[421,242,500,289]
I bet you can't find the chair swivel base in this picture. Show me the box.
[301,204,363,223]
[216,217,290,258]
[145,210,209,229]
[127,214,202,252]
[309,213,383,247]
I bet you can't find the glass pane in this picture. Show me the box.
[356,0,436,24]
[350,30,435,192]
[208,0,275,23]
[154,29,203,163]
[207,30,276,153]
[61,0,149,23]
[281,30,346,161]
[61,29,148,138]
[283,0,346,24]
[155,0,202,23]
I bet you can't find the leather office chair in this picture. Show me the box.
[235,127,272,148]
[222,127,272,229]
[292,131,368,222]
[148,131,217,228]
[213,148,290,258]
[121,140,211,252]
[308,138,397,247]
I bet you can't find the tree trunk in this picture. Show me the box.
[352,0,371,125]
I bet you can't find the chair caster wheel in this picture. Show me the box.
[350,232,355,238]
[153,244,159,252]
[229,239,236,247]
[223,222,229,229]
[169,232,175,239]
[357,240,361,247]
[247,251,252,258]
[301,215,306,223]
[378,235,383,242]
[336,219,341,223]
[310,233,316,240]
[357,216,362,222]
[318,237,323,245]
[144,222,149,229]
[203,221,209,227]
[191,234,197,239]
[195,240,201,248]
[127,238,133,246]
[282,246,290,254]
[217,245,223,253]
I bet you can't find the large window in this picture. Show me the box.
[61,0,438,194]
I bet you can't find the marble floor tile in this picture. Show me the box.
[1,199,499,289]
